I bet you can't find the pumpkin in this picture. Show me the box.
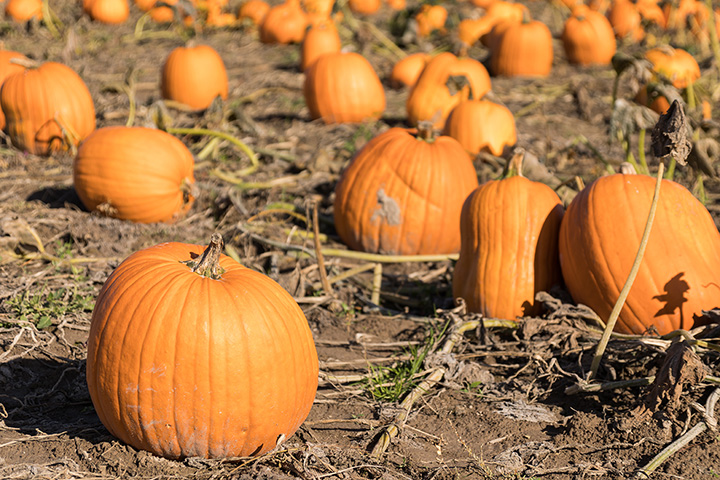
[88,0,130,24]
[415,4,447,37]
[300,20,342,71]
[86,233,319,459]
[386,0,405,10]
[333,126,480,255]
[607,0,644,40]
[348,0,380,15]
[489,14,553,77]
[238,0,270,24]
[304,51,385,124]
[1,61,96,156]
[303,0,334,17]
[645,46,700,89]
[134,0,156,10]
[561,6,616,65]
[389,52,430,89]
[73,126,196,224]
[0,51,27,130]
[406,52,491,128]
[453,152,564,319]
[479,1,529,47]
[559,171,720,335]
[458,17,495,47]
[443,99,516,156]
[260,0,308,44]
[161,45,228,111]
[5,0,42,21]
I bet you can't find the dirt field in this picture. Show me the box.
[2,1,720,479]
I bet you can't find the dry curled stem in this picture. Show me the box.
[651,99,692,166]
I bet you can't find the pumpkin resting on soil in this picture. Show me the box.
[559,172,720,335]
[453,152,564,320]
[161,44,229,111]
[86,234,319,459]
[333,126,479,255]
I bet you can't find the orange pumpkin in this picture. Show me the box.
[73,126,196,224]
[489,15,554,77]
[385,0,405,10]
[260,0,308,43]
[607,0,644,40]
[238,0,270,24]
[415,4,447,36]
[86,233,318,459]
[333,126,480,255]
[443,99,516,156]
[0,51,27,130]
[88,0,130,24]
[645,46,700,89]
[453,153,564,319]
[458,17,495,47]
[406,52,491,128]
[559,172,720,335]
[304,51,385,124]
[389,52,430,89]
[301,20,342,71]
[1,61,96,156]
[5,0,42,21]
[303,0,334,17]
[161,45,228,111]
[348,0,380,15]
[561,6,617,65]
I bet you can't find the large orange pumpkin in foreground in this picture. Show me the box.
[86,233,319,459]
[1,61,96,156]
[334,126,479,255]
[73,126,196,224]
[161,45,228,111]
[559,171,720,335]
[453,152,564,319]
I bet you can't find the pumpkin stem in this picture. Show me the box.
[502,148,525,179]
[186,232,226,279]
[9,57,39,69]
[619,162,637,174]
[416,121,437,142]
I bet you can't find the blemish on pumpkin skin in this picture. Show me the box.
[370,188,402,226]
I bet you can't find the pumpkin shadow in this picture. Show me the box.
[652,272,689,326]
[0,356,110,443]
[26,186,86,210]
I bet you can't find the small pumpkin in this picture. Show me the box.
[260,0,309,44]
[238,0,270,24]
[333,125,480,255]
[443,99,516,157]
[5,0,42,22]
[73,126,196,224]
[300,20,342,72]
[607,0,644,40]
[304,51,385,124]
[645,46,700,89]
[489,14,553,77]
[0,51,27,130]
[88,0,130,23]
[406,52,491,128]
[348,0,380,15]
[161,44,228,111]
[559,170,720,335]
[561,6,616,65]
[1,61,96,156]
[415,4,447,37]
[86,233,319,459]
[389,52,430,89]
[453,151,564,319]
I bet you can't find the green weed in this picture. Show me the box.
[5,285,95,329]
[341,123,377,156]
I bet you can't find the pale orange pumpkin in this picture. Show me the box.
[304,51,385,124]
[301,20,342,71]
[443,99,517,156]
[389,52,430,89]
[453,152,564,319]
[5,0,42,21]
[88,0,130,24]
[86,233,318,459]
[348,0,380,15]
[161,45,229,111]
[1,61,96,156]
[73,126,196,224]
[260,0,308,44]
[415,4,447,36]
[238,0,270,24]
[333,126,480,255]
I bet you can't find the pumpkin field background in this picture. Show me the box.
[2,0,720,478]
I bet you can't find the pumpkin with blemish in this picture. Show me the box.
[333,126,479,255]
[86,233,319,459]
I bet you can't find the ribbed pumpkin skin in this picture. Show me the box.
[88,0,130,24]
[561,8,616,65]
[86,242,319,459]
[300,21,342,72]
[304,52,385,124]
[490,19,554,77]
[443,99,516,156]
[73,126,195,224]
[161,45,228,111]
[0,51,26,130]
[259,0,308,44]
[389,52,429,89]
[453,176,564,319]
[559,174,720,335]
[5,0,43,21]
[1,62,96,156]
[333,128,479,255]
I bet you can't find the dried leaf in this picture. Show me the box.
[651,99,692,165]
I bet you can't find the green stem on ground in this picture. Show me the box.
[664,157,676,180]
[588,162,665,382]
[637,129,648,174]
[168,127,259,176]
